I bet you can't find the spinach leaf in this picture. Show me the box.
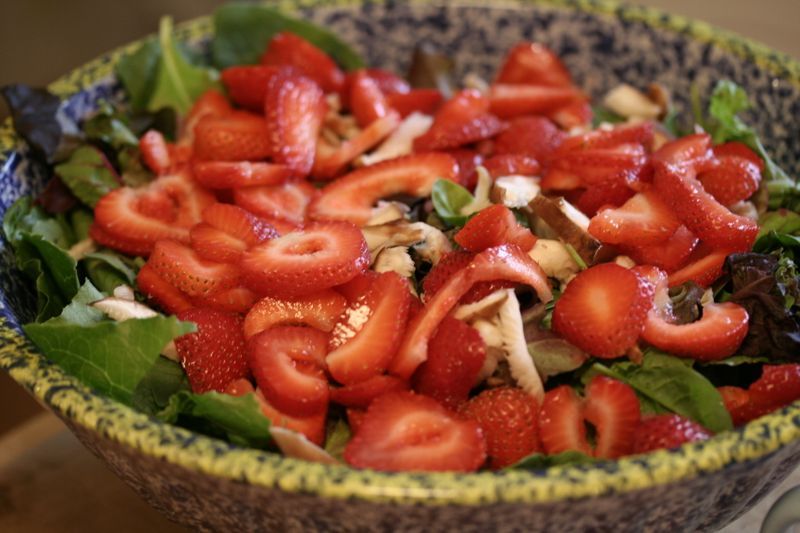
[431,179,474,227]
[159,391,272,449]
[116,39,162,112]
[508,450,595,470]
[1,84,75,163]
[82,101,140,149]
[83,250,143,293]
[23,281,194,403]
[132,357,190,416]
[211,3,364,70]
[591,105,625,128]
[54,145,120,207]
[323,418,351,461]
[595,350,732,433]
[699,354,770,367]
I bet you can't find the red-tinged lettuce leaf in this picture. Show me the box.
[54,145,121,208]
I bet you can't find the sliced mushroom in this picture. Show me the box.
[269,427,341,465]
[68,238,97,261]
[113,285,136,301]
[366,201,410,226]
[496,290,544,402]
[361,220,451,266]
[602,83,663,121]
[462,72,489,94]
[359,112,433,166]
[453,290,509,322]
[460,166,493,216]
[373,246,416,279]
[528,239,580,283]
[491,175,541,208]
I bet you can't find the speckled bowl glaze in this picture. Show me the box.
[1,1,799,531]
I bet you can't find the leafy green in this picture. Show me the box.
[132,356,190,415]
[83,251,143,293]
[23,281,194,403]
[591,105,625,128]
[211,3,364,70]
[159,391,272,448]
[508,450,596,470]
[431,179,474,227]
[594,350,733,433]
[54,146,120,207]
[758,210,800,239]
[116,39,162,112]
[324,419,351,461]
[527,338,587,380]
[700,354,770,367]
[82,101,140,149]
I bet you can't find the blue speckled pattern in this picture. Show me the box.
[1,2,800,532]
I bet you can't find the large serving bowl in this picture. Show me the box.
[2,1,799,531]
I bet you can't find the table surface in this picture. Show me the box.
[1,412,798,532]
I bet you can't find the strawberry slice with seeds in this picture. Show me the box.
[413,89,505,152]
[631,414,712,454]
[348,69,392,127]
[264,68,327,177]
[261,32,345,94]
[220,65,280,111]
[327,271,412,385]
[481,154,541,178]
[712,141,764,171]
[622,225,699,273]
[308,152,459,225]
[540,168,583,191]
[494,115,565,162]
[496,42,573,87]
[243,290,348,339]
[552,263,652,358]
[487,84,580,119]
[136,263,194,314]
[413,316,486,408]
[574,173,636,216]
[181,89,232,144]
[90,223,154,257]
[248,325,330,417]
[446,149,484,189]
[391,245,552,379]
[749,364,800,408]
[718,386,771,426]
[356,68,410,95]
[257,388,327,446]
[455,204,538,252]
[241,221,369,298]
[666,245,729,288]
[193,111,271,162]
[697,155,761,206]
[233,180,317,224]
[553,143,648,186]
[191,286,258,314]
[583,376,641,458]
[555,121,655,155]
[538,385,591,456]
[148,239,240,298]
[192,161,292,189]
[588,189,682,246]
[202,203,278,245]
[175,308,248,393]
[547,98,593,130]
[422,251,515,304]
[139,130,171,175]
[343,391,486,472]
[386,89,443,117]
[330,374,410,408]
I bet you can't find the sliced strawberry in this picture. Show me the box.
[358,68,410,95]
[547,98,593,130]
[256,388,327,445]
[447,149,484,189]
[147,239,240,298]
[308,152,459,225]
[413,89,504,152]
[139,130,171,175]
[496,42,573,87]
[192,161,292,189]
[190,223,250,263]
[697,155,761,206]
[460,386,540,468]
[552,143,648,186]
[583,376,641,458]
[181,89,232,144]
[386,89,443,118]
[574,173,636,216]
[233,180,317,224]
[412,317,485,408]
[622,225,699,273]
[348,70,391,128]
[89,222,153,257]
[487,84,579,119]
[193,111,271,162]
[588,189,681,246]
[241,221,369,298]
[327,271,412,385]
[712,141,764,171]
[136,263,194,314]
[631,414,712,454]
[261,32,345,94]
[243,290,348,339]
[422,251,515,304]
[175,308,248,393]
[391,245,552,379]
[718,386,771,426]
[191,286,258,314]
[667,245,729,288]
[201,203,278,246]
[225,378,255,397]
[555,122,655,154]
[343,391,486,472]
[538,386,591,455]
[552,263,652,358]
[493,115,565,162]
[248,326,330,416]
[333,270,379,303]
[220,65,279,111]
[482,154,541,178]
[330,375,410,408]
[455,204,537,252]
[540,168,583,191]
[264,68,327,176]
[749,364,800,409]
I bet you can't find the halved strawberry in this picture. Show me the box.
[147,239,240,297]
[330,375,410,408]
[233,180,317,224]
[181,89,232,144]
[697,155,761,206]
[622,225,699,273]
[241,221,369,298]
[256,388,327,445]
[487,84,579,119]
[413,317,486,408]
[248,325,330,416]
[588,189,681,246]
[481,154,541,178]
[386,89,443,117]
[460,386,540,468]
[308,152,459,225]
[327,271,412,385]
[139,130,171,175]
[413,89,504,152]
[712,141,764,171]
[631,414,712,454]
[261,32,345,94]
[191,285,258,314]
[496,42,573,87]
[348,70,391,128]
[264,68,327,177]
[136,263,194,314]
[748,364,800,409]
[538,385,591,455]
[243,290,348,339]
[220,65,279,111]
[552,263,652,358]
[555,122,655,155]
[422,251,515,304]
[493,115,565,162]
[193,111,271,162]
[343,391,486,472]
[454,204,537,252]
[666,245,729,288]
[192,161,292,189]
[175,308,248,393]
[552,143,648,186]
[391,245,552,379]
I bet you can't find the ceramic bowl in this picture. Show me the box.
[2,1,799,531]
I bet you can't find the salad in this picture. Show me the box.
[3,3,800,473]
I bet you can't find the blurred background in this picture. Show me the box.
[0,0,799,435]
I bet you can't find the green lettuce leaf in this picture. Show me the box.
[323,418,351,461]
[431,179,474,227]
[159,391,272,449]
[132,357,190,416]
[83,250,143,293]
[54,145,120,207]
[757,210,800,239]
[508,450,595,470]
[211,3,365,70]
